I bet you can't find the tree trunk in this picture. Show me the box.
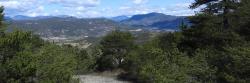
[223,0,230,29]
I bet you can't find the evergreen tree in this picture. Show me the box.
[180,0,244,54]
[234,0,250,41]
[182,0,250,83]
[0,31,44,82]
[0,7,78,82]
[96,30,135,71]
[0,6,4,36]
[190,0,240,29]
[121,33,199,83]
[35,45,77,83]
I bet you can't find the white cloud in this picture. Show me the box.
[0,0,195,17]
[0,1,21,9]
[116,2,195,16]
[0,0,101,17]
[131,0,147,4]
[23,6,49,17]
[0,0,39,11]
[48,0,100,7]
[76,6,86,11]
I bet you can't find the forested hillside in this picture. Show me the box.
[8,17,125,37]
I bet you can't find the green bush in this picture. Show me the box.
[0,31,78,83]
[96,30,135,71]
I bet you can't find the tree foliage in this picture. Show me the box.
[95,30,135,71]
[2,0,250,82]
[0,7,88,83]
[116,0,250,83]
[0,31,79,83]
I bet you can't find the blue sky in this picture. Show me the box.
[0,0,197,18]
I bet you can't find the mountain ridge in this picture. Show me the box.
[121,12,189,30]
[7,12,190,36]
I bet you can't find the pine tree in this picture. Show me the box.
[180,0,244,53]
[190,0,240,29]
[234,0,250,41]
[0,6,5,36]
[96,30,135,71]
[122,34,194,83]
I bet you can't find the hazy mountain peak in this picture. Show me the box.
[147,12,166,16]
[121,12,188,29]
[9,15,73,21]
[110,15,130,22]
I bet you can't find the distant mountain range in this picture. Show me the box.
[110,15,130,22]
[6,12,189,30]
[8,17,120,37]
[6,15,71,21]
[7,16,151,41]
[120,12,189,30]
[6,13,189,41]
